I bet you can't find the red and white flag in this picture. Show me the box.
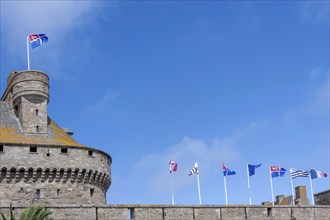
[169,160,178,173]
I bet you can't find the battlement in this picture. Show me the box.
[0,205,329,220]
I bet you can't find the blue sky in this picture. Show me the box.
[1,1,329,205]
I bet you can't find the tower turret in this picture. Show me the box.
[1,70,49,133]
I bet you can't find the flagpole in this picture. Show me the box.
[309,173,315,205]
[269,169,275,205]
[26,35,30,70]
[197,173,202,205]
[290,176,295,205]
[170,171,175,205]
[223,175,228,205]
[247,165,252,205]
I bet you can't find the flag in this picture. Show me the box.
[29,34,48,49]
[248,164,261,176]
[290,168,310,179]
[310,169,328,179]
[223,162,236,176]
[270,166,286,178]
[189,162,198,175]
[169,160,178,173]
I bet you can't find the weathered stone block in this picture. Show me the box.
[98,207,128,220]
[268,207,291,220]
[291,207,314,219]
[164,207,194,220]
[132,207,163,220]
[246,207,267,219]
[194,207,220,220]
[221,207,246,220]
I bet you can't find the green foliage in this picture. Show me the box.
[0,204,54,220]
[0,203,15,220]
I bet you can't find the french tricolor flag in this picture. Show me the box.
[310,169,328,179]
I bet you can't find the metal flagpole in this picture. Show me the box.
[197,173,202,205]
[223,175,228,205]
[27,35,30,70]
[290,177,295,205]
[170,171,175,205]
[309,173,315,205]
[247,165,252,205]
[269,169,275,205]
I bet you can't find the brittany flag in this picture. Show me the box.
[29,34,48,49]
[169,160,178,173]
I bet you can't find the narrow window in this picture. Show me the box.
[36,126,39,132]
[20,187,23,193]
[35,189,40,200]
[61,148,68,154]
[36,109,39,116]
[57,189,61,196]
[30,146,37,153]
[90,188,95,197]
[0,145,3,152]
[88,150,93,156]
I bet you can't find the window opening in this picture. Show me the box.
[35,189,40,200]
[61,148,68,154]
[30,146,37,153]
[90,188,95,197]
[88,150,93,156]
[0,145,3,152]
[36,126,39,132]
[57,189,61,197]
[36,109,39,116]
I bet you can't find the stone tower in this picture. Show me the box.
[0,70,111,206]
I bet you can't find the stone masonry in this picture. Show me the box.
[0,70,112,206]
[0,205,329,220]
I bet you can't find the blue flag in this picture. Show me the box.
[29,34,48,49]
[270,166,286,178]
[248,164,261,176]
[222,162,236,176]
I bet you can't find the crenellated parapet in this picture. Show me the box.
[0,167,111,192]
[0,70,112,206]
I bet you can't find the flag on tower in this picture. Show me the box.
[222,162,236,176]
[189,162,198,175]
[270,166,286,178]
[29,34,48,49]
[310,169,328,179]
[248,164,262,176]
[169,160,178,173]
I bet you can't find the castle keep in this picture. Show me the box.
[0,70,329,219]
[0,70,112,206]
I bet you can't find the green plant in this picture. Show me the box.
[0,204,54,220]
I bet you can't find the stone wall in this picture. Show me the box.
[0,145,111,206]
[315,189,330,205]
[0,205,329,220]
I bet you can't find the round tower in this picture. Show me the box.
[5,70,50,133]
[0,70,112,206]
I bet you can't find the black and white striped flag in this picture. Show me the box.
[189,162,199,175]
[290,168,310,179]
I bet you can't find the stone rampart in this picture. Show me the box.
[0,145,111,205]
[0,205,329,220]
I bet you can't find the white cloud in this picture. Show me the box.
[84,90,124,114]
[300,1,329,24]
[285,67,329,120]
[0,1,109,76]
[108,120,269,204]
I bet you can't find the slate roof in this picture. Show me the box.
[0,101,84,147]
